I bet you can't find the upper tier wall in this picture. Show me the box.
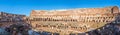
[30,6,119,16]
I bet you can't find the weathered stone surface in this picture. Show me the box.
[0,12,30,35]
[29,6,120,34]
[0,6,120,35]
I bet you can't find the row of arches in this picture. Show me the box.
[30,16,115,22]
[31,18,77,22]
[35,24,89,31]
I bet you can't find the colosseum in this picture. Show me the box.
[0,6,120,35]
[29,6,120,35]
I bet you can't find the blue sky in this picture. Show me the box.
[0,0,119,16]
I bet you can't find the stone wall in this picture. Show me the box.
[29,6,120,35]
[0,12,26,22]
[0,12,27,28]
[30,6,119,17]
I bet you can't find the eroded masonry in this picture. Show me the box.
[0,12,27,28]
[0,6,120,35]
[29,6,120,35]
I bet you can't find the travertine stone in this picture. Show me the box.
[29,6,120,34]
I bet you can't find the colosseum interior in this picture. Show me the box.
[29,6,120,35]
[0,6,120,35]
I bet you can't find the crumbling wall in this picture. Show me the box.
[30,6,120,35]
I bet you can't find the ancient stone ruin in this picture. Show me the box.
[0,12,27,28]
[29,6,120,35]
[0,6,120,35]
